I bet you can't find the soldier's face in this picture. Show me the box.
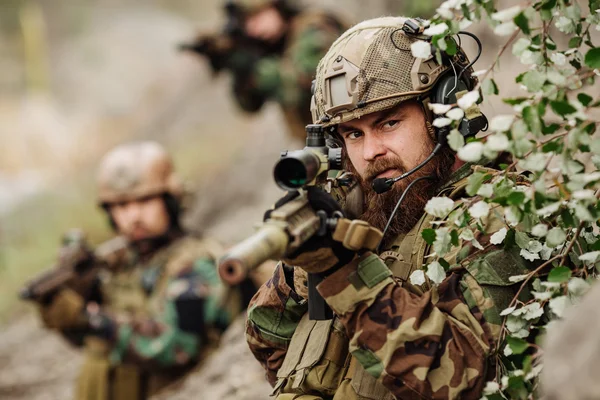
[245,6,286,43]
[109,196,170,241]
[337,101,434,181]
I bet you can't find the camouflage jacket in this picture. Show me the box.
[246,164,533,399]
[226,11,346,140]
[55,233,233,399]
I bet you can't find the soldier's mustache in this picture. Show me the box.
[363,157,407,184]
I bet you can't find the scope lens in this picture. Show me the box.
[274,158,308,189]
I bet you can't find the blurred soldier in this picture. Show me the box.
[36,141,254,400]
[245,17,534,399]
[180,0,347,141]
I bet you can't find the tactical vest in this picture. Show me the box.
[75,236,221,400]
[272,169,529,399]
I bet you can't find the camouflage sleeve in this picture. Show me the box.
[317,253,495,399]
[246,263,307,386]
[98,258,230,370]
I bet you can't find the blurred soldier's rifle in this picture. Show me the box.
[219,124,374,320]
[20,230,127,304]
[178,1,276,73]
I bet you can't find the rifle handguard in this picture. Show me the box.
[332,219,383,252]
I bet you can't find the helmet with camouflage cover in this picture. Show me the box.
[97,141,183,207]
[227,0,296,16]
[311,16,477,128]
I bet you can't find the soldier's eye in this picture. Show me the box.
[382,120,399,129]
[345,131,363,140]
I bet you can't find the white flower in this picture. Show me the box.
[531,224,548,237]
[494,21,517,36]
[457,90,480,109]
[409,269,426,286]
[551,52,567,66]
[527,240,543,253]
[579,251,600,264]
[512,38,530,56]
[520,249,541,262]
[572,189,596,201]
[432,117,452,127]
[459,229,484,250]
[555,16,576,33]
[536,201,562,217]
[522,302,544,320]
[424,196,455,218]
[423,23,449,36]
[491,6,522,22]
[457,141,483,162]
[446,107,465,121]
[469,201,490,219]
[568,277,590,296]
[411,41,432,59]
[520,50,542,65]
[508,274,528,283]
[485,134,510,152]
[428,102,452,114]
[459,19,473,30]
[532,290,553,300]
[447,129,465,151]
[426,261,446,284]
[490,227,508,245]
[505,206,521,226]
[472,69,488,77]
[477,184,494,198]
[483,381,500,395]
[549,296,571,317]
[500,306,517,316]
[436,6,454,19]
[489,115,514,132]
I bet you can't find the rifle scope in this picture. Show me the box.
[274,124,343,191]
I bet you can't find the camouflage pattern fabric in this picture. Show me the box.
[226,11,346,140]
[44,234,231,399]
[246,164,533,399]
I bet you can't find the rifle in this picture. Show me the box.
[178,1,280,73]
[20,230,128,304]
[219,124,355,320]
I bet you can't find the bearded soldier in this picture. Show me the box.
[245,17,534,399]
[180,0,346,141]
[35,141,251,400]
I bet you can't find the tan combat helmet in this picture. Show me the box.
[97,141,183,206]
[311,16,475,128]
[228,0,277,14]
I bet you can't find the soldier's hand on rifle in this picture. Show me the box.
[267,187,356,275]
[178,34,235,73]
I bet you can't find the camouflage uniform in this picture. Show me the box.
[183,2,346,141]
[245,17,532,399]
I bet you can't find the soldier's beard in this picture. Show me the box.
[348,146,456,248]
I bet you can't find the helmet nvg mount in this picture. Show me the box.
[311,16,483,135]
[97,141,183,207]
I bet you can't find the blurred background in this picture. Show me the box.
[0,0,516,398]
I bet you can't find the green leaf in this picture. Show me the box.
[515,231,530,249]
[445,38,458,56]
[503,97,528,105]
[450,230,459,247]
[550,100,577,116]
[514,13,531,35]
[569,36,582,48]
[508,191,526,206]
[482,78,499,96]
[548,266,572,282]
[542,123,561,135]
[585,48,600,69]
[506,336,529,355]
[547,227,567,247]
[522,70,546,92]
[466,171,489,196]
[422,229,436,245]
[523,106,542,135]
[541,0,557,10]
[542,140,562,153]
[438,258,450,270]
[578,93,593,107]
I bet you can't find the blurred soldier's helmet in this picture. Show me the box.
[97,141,183,207]
[311,16,475,127]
